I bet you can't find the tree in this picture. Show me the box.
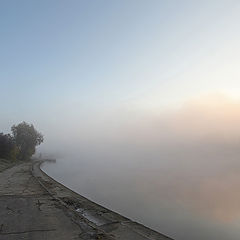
[0,133,18,160]
[11,122,43,161]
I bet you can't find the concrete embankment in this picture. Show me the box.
[0,160,174,240]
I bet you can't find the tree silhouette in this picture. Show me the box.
[11,122,43,161]
[0,133,17,160]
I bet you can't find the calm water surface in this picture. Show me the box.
[42,149,240,240]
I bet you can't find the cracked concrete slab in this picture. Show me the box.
[0,162,105,240]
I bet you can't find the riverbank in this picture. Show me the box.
[0,158,18,172]
[0,160,173,239]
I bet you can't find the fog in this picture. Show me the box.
[40,95,240,240]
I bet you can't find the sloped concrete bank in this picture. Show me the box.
[0,160,174,239]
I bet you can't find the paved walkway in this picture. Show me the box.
[0,161,173,240]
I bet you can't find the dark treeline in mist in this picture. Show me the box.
[0,122,43,161]
[0,133,17,160]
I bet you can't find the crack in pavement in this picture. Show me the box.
[0,228,57,235]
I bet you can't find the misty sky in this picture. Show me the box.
[1,1,240,135]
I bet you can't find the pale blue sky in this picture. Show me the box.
[1,0,240,133]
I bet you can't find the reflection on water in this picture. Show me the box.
[42,148,240,240]
[41,97,240,240]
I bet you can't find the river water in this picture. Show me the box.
[42,148,240,240]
